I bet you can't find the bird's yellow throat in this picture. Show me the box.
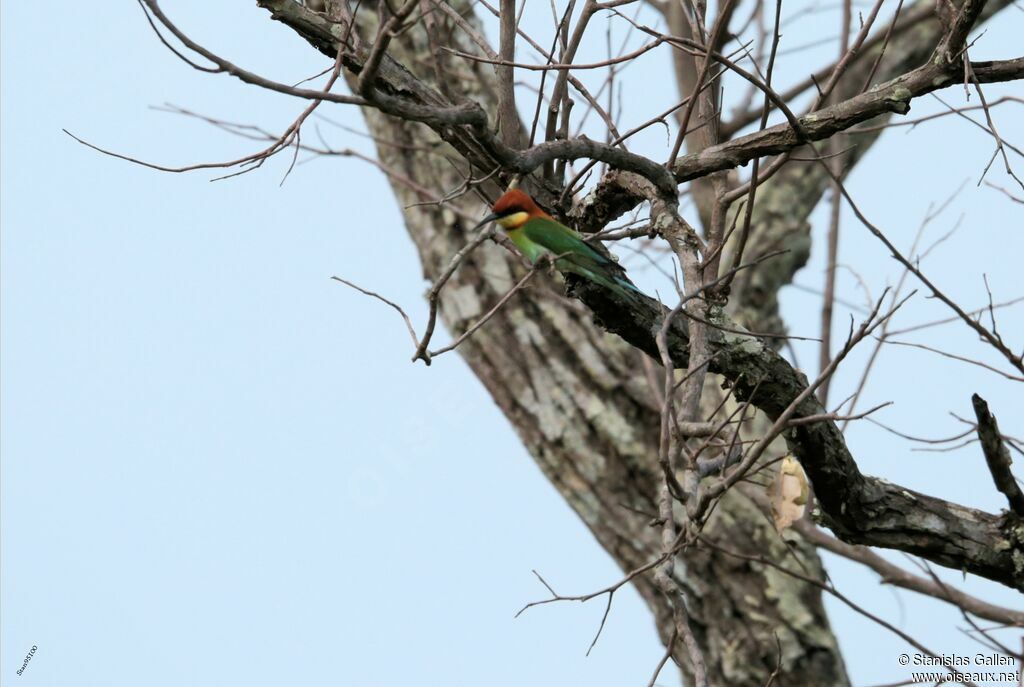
[496,211,530,229]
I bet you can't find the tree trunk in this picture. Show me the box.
[338,9,850,684]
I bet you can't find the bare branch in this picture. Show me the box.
[972,394,1024,517]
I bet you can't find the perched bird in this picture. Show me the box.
[475,189,644,301]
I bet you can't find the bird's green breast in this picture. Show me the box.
[506,227,549,263]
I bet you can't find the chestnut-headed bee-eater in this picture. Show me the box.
[475,189,645,301]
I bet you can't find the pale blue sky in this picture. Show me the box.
[2,3,1022,686]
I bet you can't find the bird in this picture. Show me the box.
[474,188,645,301]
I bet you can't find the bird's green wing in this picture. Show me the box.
[521,218,615,268]
[521,217,637,293]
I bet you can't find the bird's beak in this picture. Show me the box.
[471,212,501,231]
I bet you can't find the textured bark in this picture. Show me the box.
[566,278,1024,590]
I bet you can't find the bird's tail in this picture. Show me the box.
[586,270,648,304]
[557,256,649,304]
